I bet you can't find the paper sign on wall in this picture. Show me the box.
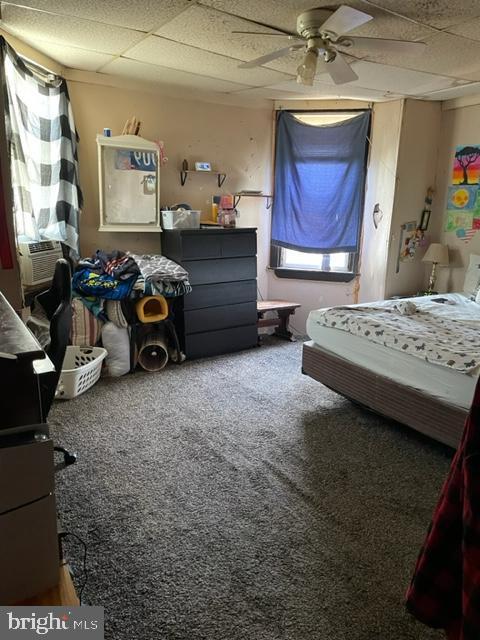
[115,150,157,171]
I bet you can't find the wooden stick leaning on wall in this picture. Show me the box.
[122,116,141,136]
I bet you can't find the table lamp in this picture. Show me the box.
[422,243,449,294]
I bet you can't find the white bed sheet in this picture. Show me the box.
[306,293,479,410]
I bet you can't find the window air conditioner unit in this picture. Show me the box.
[18,241,63,286]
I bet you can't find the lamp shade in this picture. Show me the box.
[422,243,449,265]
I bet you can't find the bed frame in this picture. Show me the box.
[302,341,467,449]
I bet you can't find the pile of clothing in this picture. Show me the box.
[73,250,191,302]
[67,250,191,374]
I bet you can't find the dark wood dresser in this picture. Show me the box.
[162,228,258,359]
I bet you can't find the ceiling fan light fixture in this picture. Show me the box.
[296,48,318,86]
[323,48,337,63]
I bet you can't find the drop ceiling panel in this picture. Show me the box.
[447,17,480,42]
[31,41,114,71]
[227,86,310,100]
[0,4,144,55]
[317,61,460,96]
[258,78,396,101]
[101,58,251,94]
[422,82,480,101]
[197,0,432,40]
[369,0,480,29]
[2,0,192,32]
[359,31,480,81]
[126,35,293,86]
[155,4,304,75]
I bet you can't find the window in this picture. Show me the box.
[282,248,351,272]
[271,245,356,282]
[270,110,370,281]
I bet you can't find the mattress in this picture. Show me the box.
[306,293,479,410]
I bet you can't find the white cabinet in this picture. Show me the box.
[97,134,161,232]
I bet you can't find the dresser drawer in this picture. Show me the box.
[220,233,256,258]
[163,229,257,261]
[184,257,256,285]
[183,280,256,311]
[184,301,256,334]
[0,439,54,514]
[184,325,258,359]
[181,231,256,260]
[181,234,222,260]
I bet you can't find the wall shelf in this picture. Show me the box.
[180,169,226,188]
[233,193,273,209]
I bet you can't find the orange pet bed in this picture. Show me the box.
[135,295,168,323]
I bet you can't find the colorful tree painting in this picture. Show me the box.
[453,145,480,184]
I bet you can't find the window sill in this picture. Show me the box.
[273,268,357,282]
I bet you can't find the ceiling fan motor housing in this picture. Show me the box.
[296,8,335,38]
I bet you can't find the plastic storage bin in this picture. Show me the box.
[161,209,201,229]
[56,346,107,400]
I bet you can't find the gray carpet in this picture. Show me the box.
[50,338,451,640]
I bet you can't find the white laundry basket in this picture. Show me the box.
[56,346,107,400]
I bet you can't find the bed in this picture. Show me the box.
[302,293,480,448]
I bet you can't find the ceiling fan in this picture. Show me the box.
[235,5,426,86]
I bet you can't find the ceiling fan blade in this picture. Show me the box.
[321,5,373,35]
[341,36,426,54]
[327,53,358,85]
[239,45,303,69]
[232,30,301,39]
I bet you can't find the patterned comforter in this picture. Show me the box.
[309,294,480,374]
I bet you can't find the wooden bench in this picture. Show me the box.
[257,300,301,342]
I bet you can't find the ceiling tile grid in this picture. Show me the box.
[365,0,480,30]
[1,0,480,102]
[101,57,252,93]
[1,0,193,32]
[32,41,115,72]
[125,35,293,86]
[0,3,144,54]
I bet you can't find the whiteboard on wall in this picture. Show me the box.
[97,135,161,232]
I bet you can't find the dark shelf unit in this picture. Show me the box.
[233,193,273,209]
[162,228,258,360]
[180,169,226,187]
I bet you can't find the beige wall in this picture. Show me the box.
[432,99,480,292]
[67,76,273,297]
[359,100,403,303]
[384,99,442,298]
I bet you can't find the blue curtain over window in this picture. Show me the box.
[271,111,370,254]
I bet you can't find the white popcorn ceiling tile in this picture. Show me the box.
[0,4,144,55]
[251,78,396,101]
[197,0,432,40]
[31,41,114,71]
[155,4,302,75]
[447,17,480,43]
[422,82,480,100]
[369,0,480,29]
[126,35,293,86]
[2,0,192,32]
[316,61,460,96]
[356,31,480,81]
[101,57,252,93]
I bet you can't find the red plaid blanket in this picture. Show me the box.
[406,380,480,639]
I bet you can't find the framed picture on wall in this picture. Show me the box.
[419,208,431,231]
